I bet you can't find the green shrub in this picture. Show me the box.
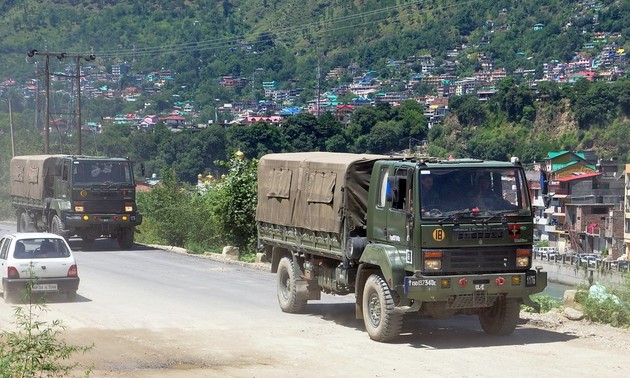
[136,153,259,259]
[580,296,630,327]
[522,294,562,313]
[575,278,630,328]
[0,280,93,377]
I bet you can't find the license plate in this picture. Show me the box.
[32,284,58,292]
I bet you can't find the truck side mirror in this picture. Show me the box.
[540,170,551,208]
[543,195,552,208]
[540,170,549,195]
[386,176,399,204]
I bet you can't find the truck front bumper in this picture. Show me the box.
[63,213,142,228]
[402,269,547,305]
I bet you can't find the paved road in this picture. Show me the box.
[1,222,629,377]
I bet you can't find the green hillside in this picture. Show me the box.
[1,0,628,88]
[0,0,629,179]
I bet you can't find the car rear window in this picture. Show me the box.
[13,238,71,259]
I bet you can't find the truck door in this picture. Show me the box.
[385,167,413,251]
[54,159,71,200]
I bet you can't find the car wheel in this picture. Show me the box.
[66,291,77,302]
[3,284,19,304]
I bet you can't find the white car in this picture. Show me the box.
[0,232,80,304]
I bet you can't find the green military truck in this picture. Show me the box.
[10,155,142,249]
[256,152,547,342]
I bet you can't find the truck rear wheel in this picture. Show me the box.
[276,256,307,313]
[478,296,520,336]
[117,228,134,250]
[362,274,403,342]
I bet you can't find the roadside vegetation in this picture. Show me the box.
[0,279,93,377]
[574,275,630,328]
[135,152,259,259]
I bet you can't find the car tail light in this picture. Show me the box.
[8,266,20,279]
[67,264,78,277]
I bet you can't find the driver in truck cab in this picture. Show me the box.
[420,173,441,216]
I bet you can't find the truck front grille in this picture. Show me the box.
[83,200,126,213]
[457,231,504,240]
[444,248,516,273]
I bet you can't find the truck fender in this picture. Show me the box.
[355,244,405,319]
[358,243,406,287]
[269,246,291,274]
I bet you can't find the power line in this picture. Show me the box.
[48,0,478,59]
[26,50,96,154]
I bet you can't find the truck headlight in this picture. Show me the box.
[59,200,71,211]
[423,250,443,270]
[125,203,134,212]
[424,259,442,270]
[74,205,84,212]
[516,256,529,267]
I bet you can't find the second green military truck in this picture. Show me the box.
[10,155,142,249]
[256,152,547,342]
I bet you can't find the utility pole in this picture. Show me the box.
[316,47,321,118]
[76,55,82,155]
[27,50,95,155]
[9,96,15,157]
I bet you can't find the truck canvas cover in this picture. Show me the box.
[256,152,389,233]
[10,155,64,201]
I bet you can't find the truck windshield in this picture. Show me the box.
[73,161,134,186]
[420,167,530,219]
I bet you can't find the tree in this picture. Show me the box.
[450,95,486,127]
[281,113,319,151]
[227,121,288,158]
[366,120,403,154]
[208,153,258,251]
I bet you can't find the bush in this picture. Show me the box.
[0,280,93,377]
[136,153,259,258]
[576,277,630,328]
[522,294,562,313]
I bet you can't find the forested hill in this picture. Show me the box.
[0,0,628,89]
[0,0,630,184]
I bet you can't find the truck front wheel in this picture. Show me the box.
[362,274,403,342]
[117,228,134,250]
[276,256,307,313]
[478,296,520,336]
[50,215,64,237]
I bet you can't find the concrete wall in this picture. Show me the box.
[534,259,627,288]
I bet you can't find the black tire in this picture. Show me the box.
[17,212,23,232]
[3,284,19,304]
[50,214,64,236]
[18,211,33,232]
[117,228,134,250]
[362,274,403,342]
[478,297,520,336]
[81,236,96,244]
[66,291,77,302]
[276,256,307,313]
